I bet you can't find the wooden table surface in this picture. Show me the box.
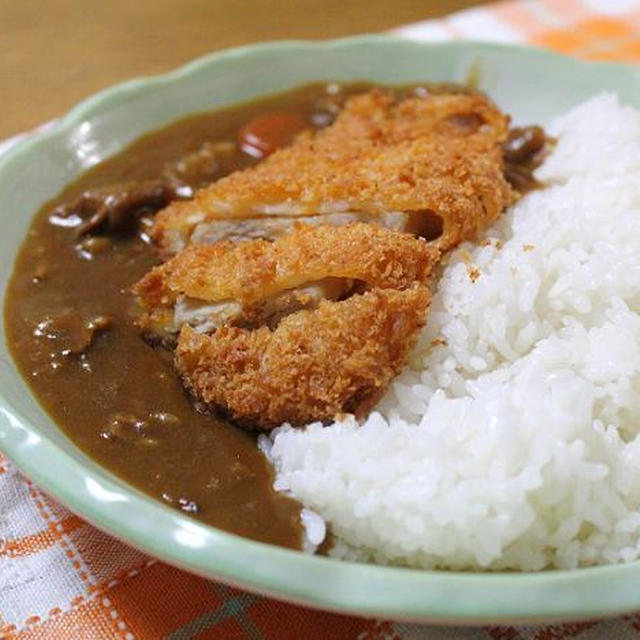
[1,0,485,140]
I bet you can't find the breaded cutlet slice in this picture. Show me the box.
[152,89,516,255]
[133,222,438,340]
[175,285,430,430]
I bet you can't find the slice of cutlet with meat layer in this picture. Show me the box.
[151,89,516,256]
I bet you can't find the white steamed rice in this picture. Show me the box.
[264,93,640,571]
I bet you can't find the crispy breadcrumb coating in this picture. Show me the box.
[174,286,430,430]
[135,88,523,428]
[152,89,515,255]
[133,222,438,338]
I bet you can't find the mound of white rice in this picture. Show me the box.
[265,94,640,571]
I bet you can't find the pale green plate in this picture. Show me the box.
[2,36,640,625]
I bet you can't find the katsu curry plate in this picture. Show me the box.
[4,37,640,623]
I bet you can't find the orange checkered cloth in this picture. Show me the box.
[4,1,640,638]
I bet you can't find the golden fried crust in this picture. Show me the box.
[134,222,438,312]
[152,89,516,255]
[174,286,430,429]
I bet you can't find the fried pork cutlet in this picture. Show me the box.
[133,222,438,341]
[175,286,430,430]
[152,89,516,256]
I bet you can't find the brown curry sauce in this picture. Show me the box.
[4,84,361,549]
